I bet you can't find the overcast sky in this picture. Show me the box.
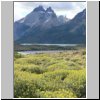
[14,2,86,21]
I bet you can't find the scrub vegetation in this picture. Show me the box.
[14,49,86,98]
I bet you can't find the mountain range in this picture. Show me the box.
[14,5,86,44]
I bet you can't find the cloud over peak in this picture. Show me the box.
[14,2,86,21]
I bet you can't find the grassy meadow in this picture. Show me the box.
[14,48,86,98]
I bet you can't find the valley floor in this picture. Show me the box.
[14,48,86,98]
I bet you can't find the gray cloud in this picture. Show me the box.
[14,2,86,21]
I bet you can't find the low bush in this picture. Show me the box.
[21,65,47,74]
[40,89,77,98]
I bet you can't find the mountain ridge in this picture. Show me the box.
[14,6,86,44]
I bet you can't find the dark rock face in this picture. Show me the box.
[33,5,45,12]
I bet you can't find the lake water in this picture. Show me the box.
[18,44,78,55]
[18,50,66,55]
[20,43,78,47]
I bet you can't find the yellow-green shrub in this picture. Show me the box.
[40,89,77,98]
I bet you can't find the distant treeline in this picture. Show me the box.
[14,43,86,51]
